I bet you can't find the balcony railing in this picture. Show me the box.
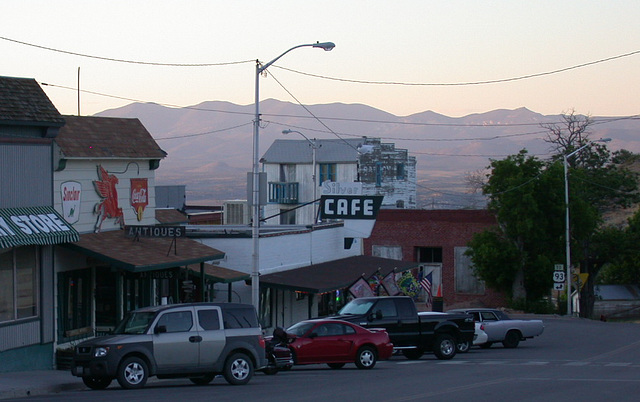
[268,182,299,204]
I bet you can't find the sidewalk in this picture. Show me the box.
[0,369,84,400]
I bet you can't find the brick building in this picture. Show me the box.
[363,209,507,310]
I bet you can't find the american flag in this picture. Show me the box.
[420,272,433,307]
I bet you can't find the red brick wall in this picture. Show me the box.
[364,209,508,309]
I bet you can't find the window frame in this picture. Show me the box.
[0,246,39,324]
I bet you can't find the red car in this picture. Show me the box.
[285,319,393,369]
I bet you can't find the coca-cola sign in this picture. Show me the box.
[130,178,148,221]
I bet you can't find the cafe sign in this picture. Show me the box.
[320,195,383,220]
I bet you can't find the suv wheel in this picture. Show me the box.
[117,356,149,389]
[82,376,112,390]
[223,353,253,385]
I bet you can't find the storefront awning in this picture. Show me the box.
[0,206,79,249]
[64,230,224,272]
[186,263,250,283]
[259,255,419,294]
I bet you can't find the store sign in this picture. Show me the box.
[320,195,383,220]
[130,178,148,221]
[0,206,79,248]
[60,181,81,224]
[125,225,186,238]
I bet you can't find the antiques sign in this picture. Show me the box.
[125,225,186,238]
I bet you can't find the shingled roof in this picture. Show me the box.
[0,76,64,126]
[56,115,166,159]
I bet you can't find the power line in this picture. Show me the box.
[273,49,640,86]
[0,35,253,67]
[154,122,253,140]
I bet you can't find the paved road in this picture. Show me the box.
[7,316,640,401]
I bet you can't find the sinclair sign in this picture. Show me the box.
[320,195,383,220]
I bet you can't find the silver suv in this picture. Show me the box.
[71,302,267,389]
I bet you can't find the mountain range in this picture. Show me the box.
[96,101,640,208]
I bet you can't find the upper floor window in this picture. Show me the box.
[415,247,443,263]
[397,163,405,180]
[319,163,336,185]
[376,162,383,187]
[279,164,296,182]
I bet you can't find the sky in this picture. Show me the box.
[2,1,640,118]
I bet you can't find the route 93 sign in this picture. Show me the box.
[320,195,383,220]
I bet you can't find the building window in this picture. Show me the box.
[376,162,383,187]
[0,246,38,323]
[397,163,405,180]
[318,163,336,185]
[415,247,443,263]
[279,164,296,182]
[280,208,296,225]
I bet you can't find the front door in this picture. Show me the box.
[152,307,199,372]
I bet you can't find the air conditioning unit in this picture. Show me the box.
[223,200,249,225]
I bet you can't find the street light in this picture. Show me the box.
[563,138,611,316]
[282,129,320,221]
[251,42,335,310]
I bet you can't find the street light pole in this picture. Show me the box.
[563,138,611,316]
[282,129,319,221]
[251,42,335,310]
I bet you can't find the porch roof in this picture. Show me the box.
[64,229,224,272]
[259,255,419,294]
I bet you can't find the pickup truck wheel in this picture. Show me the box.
[116,357,148,389]
[502,330,521,348]
[355,346,377,369]
[190,374,215,385]
[433,334,456,360]
[223,353,253,385]
[401,348,424,360]
[457,340,471,353]
[82,376,112,390]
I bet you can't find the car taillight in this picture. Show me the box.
[480,324,485,331]
[259,335,266,349]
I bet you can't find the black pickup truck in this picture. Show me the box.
[329,296,474,360]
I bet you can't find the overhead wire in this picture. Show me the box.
[0,35,253,67]
[272,49,640,86]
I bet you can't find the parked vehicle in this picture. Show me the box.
[71,303,267,389]
[420,312,488,353]
[285,319,393,369]
[330,296,474,360]
[262,327,294,375]
[447,308,544,349]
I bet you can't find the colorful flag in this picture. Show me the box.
[420,272,433,307]
[381,270,401,296]
[348,276,375,298]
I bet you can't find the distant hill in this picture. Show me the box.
[96,101,640,208]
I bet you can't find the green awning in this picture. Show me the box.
[0,206,79,249]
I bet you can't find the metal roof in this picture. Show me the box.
[261,138,364,164]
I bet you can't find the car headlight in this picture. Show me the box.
[94,347,109,357]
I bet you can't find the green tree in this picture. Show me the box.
[467,111,639,315]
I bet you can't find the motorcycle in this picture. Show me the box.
[262,327,295,375]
